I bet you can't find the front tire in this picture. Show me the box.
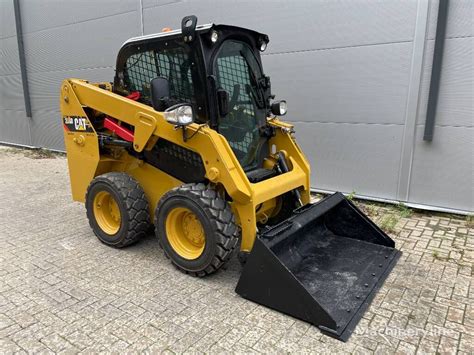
[85,172,150,248]
[155,183,239,277]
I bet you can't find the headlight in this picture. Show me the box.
[259,41,267,52]
[271,100,287,116]
[164,104,194,126]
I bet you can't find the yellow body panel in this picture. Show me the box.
[60,81,100,202]
[60,79,311,252]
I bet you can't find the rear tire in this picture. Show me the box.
[86,172,150,248]
[155,183,239,277]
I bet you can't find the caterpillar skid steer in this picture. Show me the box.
[60,16,400,341]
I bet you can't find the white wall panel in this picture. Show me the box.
[28,67,115,150]
[417,37,474,127]
[295,122,404,199]
[0,109,31,146]
[0,0,16,39]
[142,0,180,9]
[30,109,64,150]
[19,0,139,35]
[23,11,141,74]
[70,0,139,25]
[143,0,417,54]
[18,0,75,35]
[409,125,473,212]
[28,67,114,112]
[0,74,24,111]
[427,0,474,40]
[264,42,412,125]
[0,37,21,76]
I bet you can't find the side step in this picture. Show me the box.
[235,192,401,341]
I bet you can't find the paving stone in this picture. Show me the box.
[437,335,459,353]
[0,314,15,330]
[447,306,465,324]
[0,147,472,353]
[0,337,23,353]
[459,333,474,353]
[40,333,73,352]
[396,340,417,354]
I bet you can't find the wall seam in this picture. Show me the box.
[7,9,139,37]
[1,65,115,78]
[1,33,468,44]
[139,0,145,36]
[396,0,430,202]
[263,39,413,57]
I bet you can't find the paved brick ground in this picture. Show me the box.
[0,147,472,354]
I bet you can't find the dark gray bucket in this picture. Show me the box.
[236,192,401,341]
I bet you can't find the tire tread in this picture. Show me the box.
[86,172,150,248]
[155,183,239,277]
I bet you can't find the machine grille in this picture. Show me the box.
[143,139,206,183]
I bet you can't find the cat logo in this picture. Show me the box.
[63,116,94,133]
[74,117,88,131]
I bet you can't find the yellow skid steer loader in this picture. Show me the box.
[60,16,400,341]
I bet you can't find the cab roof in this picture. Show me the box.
[120,23,268,49]
[122,24,213,47]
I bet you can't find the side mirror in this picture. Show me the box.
[150,77,170,111]
[217,89,229,117]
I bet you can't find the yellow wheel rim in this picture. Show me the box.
[166,207,205,260]
[93,191,121,235]
[270,196,283,218]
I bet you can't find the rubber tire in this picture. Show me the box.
[86,172,150,248]
[155,183,239,277]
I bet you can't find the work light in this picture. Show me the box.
[211,31,219,43]
[164,104,194,126]
[271,100,287,116]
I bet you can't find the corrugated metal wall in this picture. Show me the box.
[0,0,472,213]
[409,0,473,213]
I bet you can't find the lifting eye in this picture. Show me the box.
[181,15,198,43]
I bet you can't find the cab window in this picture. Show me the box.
[214,40,264,170]
[124,46,195,107]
